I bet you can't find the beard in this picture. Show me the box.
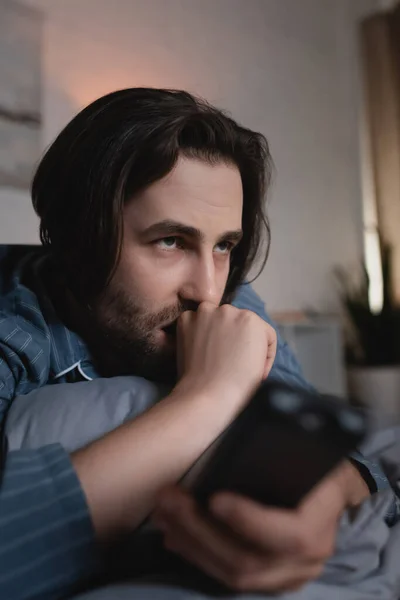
[87,281,194,383]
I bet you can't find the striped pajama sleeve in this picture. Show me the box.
[0,444,99,600]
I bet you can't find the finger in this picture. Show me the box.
[263,356,274,379]
[160,501,323,594]
[263,326,277,379]
[155,489,326,593]
[197,301,219,313]
[211,492,338,563]
[154,488,258,574]
[209,493,306,554]
[178,309,195,325]
[162,522,254,589]
[164,524,322,594]
[299,463,347,524]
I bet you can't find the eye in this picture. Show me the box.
[155,236,181,250]
[214,241,234,254]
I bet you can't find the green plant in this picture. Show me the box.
[335,240,400,366]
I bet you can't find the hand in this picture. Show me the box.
[153,461,370,593]
[176,302,277,410]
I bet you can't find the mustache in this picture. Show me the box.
[148,300,200,330]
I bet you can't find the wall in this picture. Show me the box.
[378,0,399,9]
[1,0,378,311]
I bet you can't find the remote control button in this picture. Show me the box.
[338,410,365,433]
[299,413,324,431]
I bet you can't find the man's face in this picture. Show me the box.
[93,156,243,381]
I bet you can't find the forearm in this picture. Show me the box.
[72,383,239,539]
[0,382,236,600]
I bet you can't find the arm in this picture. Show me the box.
[0,303,276,600]
[0,380,259,599]
[0,383,235,600]
[72,303,276,537]
[72,384,252,539]
[0,381,259,600]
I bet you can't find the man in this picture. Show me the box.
[0,88,394,600]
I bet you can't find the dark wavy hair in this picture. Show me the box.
[32,88,273,304]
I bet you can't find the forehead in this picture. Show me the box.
[124,156,243,235]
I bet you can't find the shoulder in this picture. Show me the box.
[0,246,53,398]
[232,283,272,323]
[0,310,51,383]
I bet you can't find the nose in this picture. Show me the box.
[179,253,220,306]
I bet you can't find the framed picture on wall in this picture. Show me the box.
[0,0,42,189]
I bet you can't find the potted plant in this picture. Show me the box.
[335,239,400,423]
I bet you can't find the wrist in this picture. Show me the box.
[340,460,371,507]
[173,375,250,413]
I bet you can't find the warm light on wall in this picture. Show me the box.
[66,66,181,112]
[69,71,138,110]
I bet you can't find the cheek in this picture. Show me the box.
[119,246,186,302]
[217,259,232,291]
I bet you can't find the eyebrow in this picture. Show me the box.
[142,219,243,244]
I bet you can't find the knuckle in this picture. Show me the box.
[179,310,192,324]
[239,308,254,320]
[288,530,314,556]
[240,309,263,329]
[233,308,255,327]
[294,531,333,562]
[219,303,235,315]
[197,301,216,314]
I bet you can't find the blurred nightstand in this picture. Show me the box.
[274,315,347,398]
